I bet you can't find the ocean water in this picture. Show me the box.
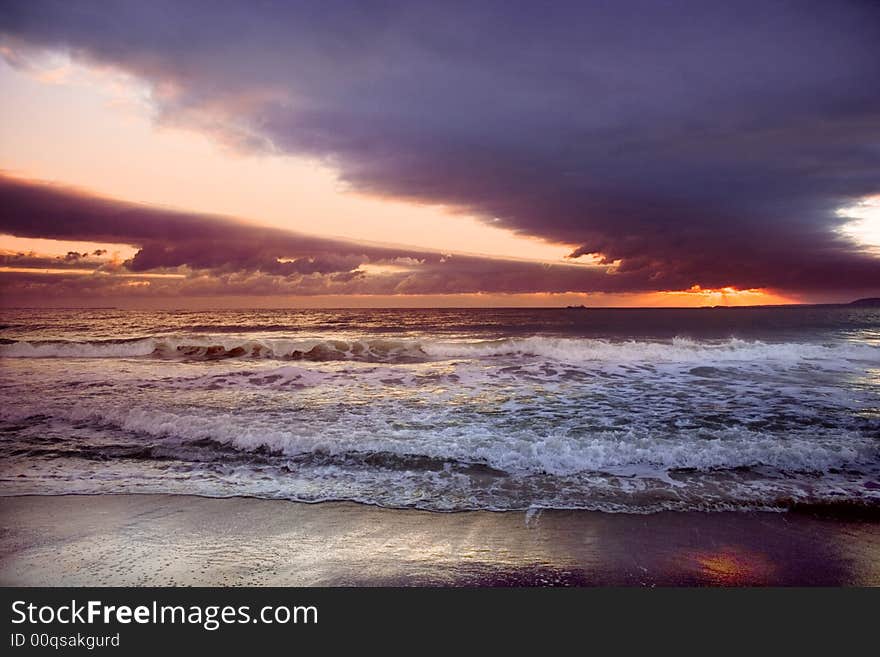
[1,306,879,512]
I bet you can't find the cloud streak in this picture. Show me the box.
[0,174,638,300]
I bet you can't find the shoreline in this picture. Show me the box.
[1,494,878,586]
[4,491,880,518]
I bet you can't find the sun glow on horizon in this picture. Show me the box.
[654,285,796,307]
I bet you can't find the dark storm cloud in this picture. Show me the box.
[0,174,648,298]
[1,0,880,294]
[0,174,422,275]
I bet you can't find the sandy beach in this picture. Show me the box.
[0,494,877,586]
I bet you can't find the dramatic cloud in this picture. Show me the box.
[0,173,418,271]
[0,174,639,300]
[1,1,880,297]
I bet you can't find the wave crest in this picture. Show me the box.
[2,334,878,366]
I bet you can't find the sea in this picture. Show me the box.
[1,306,879,513]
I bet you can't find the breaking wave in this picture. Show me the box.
[2,334,879,365]
[6,403,874,476]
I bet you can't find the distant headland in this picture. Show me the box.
[849,298,880,307]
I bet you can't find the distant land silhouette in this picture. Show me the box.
[849,298,880,307]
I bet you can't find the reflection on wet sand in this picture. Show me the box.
[1,495,877,586]
[689,547,777,586]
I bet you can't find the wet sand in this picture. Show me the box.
[0,494,877,586]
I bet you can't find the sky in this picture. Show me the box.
[0,0,879,308]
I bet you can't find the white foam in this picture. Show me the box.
[421,336,880,365]
[3,335,878,371]
[5,401,872,477]
[0,339,159,358]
